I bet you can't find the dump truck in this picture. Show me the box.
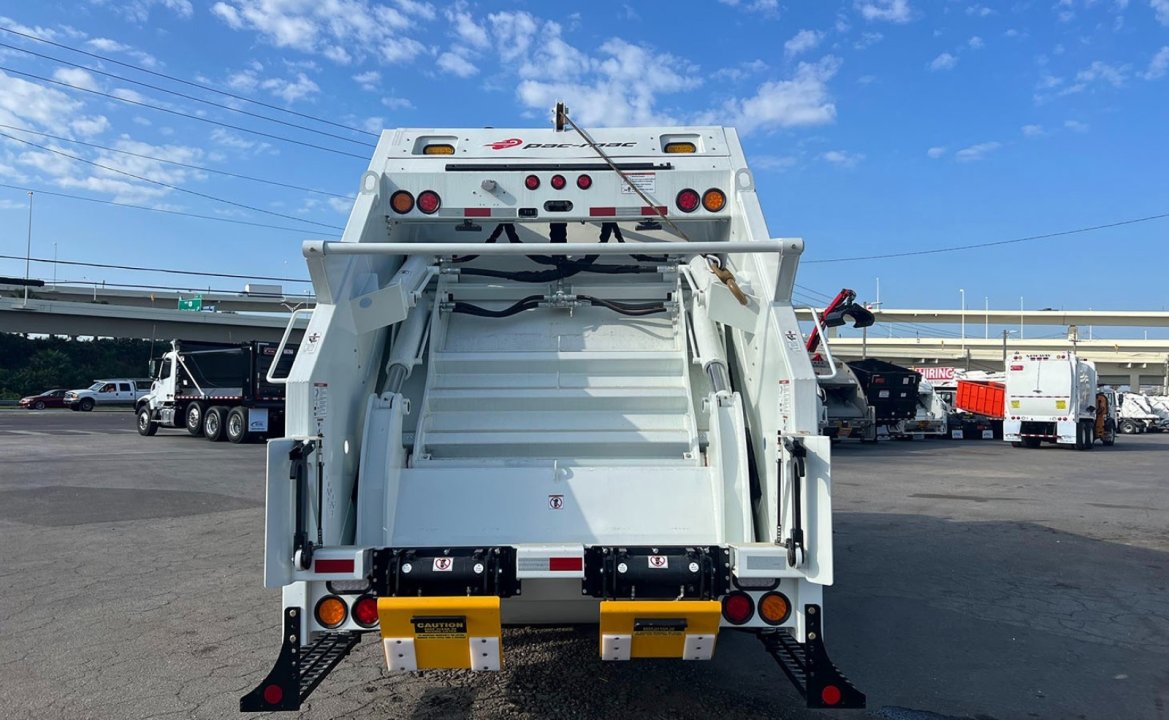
[1003,352,1116,449]
[240,110,865,711]
[134,339,297,442]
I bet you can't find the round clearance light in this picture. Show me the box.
[315,595,348,629]
[757,591,791,625]
[702,188,727,212]
[676,188,700,213]
[550,174,567,190]
[524,174,540,190]
[417,190,441,215]
[821,685,843,706]
[576,174,592,189]
[262,684,284,705]
[352,595,379,628]
[721,591,754,625]
[390,190,414,214]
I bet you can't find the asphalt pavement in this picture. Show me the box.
[0,410,1166,719]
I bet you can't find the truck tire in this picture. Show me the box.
[1119,419,1136,434]
[204,406,227,442]
[1076,421,1094,451]
[185,402,205,437]
[136,406,158,436]
[1102,420,1116,447]
[79,397,95,412]
[226,407,249,444]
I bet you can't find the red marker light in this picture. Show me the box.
[676,188,700,213]
[577,174,592,189]
[550,174,566,190]
[263,684,284,705]
[417,190,441,214]
[821,685,842,706]
[524,175,540,190]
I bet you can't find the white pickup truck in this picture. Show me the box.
[65,379,151,411]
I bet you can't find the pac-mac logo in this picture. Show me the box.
[485,137,523,150]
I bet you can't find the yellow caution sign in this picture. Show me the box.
[378,596,502,671]
[599,600,721,660]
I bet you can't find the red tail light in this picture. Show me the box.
[352,595,379,627]
[524,174,540,190]
[577,174,592,189]
[262,684,284,705]
[550,174,566,190]
[676,188,700,213]
[417,190,441,214]
[721,592,754,625]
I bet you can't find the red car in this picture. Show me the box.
[18,389,70,410]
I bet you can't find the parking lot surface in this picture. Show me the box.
[1,410,1166,719]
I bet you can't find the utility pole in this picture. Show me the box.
[23,191,33,303]
[1001,329,1016,366]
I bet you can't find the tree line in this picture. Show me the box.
[0,334,156,400]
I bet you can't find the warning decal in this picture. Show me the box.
[412,616,467,639]
[548,495,564,510]
[432,557,454,572]
[619,173,656,194]
[648,555,668,569]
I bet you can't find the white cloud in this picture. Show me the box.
[954,141,1000,162]
[1064,119,1089,132]
[713,59,769,82]
[0,16,63,41]
[86,37,130,52]
[1051,60,1128,97]
[52,68,100,92]
[209,127,273,154]
[1154,0,1169,24]
[707,56,842,134]
[717,0,780,13]
[856,0,912,23]
[89,0,194,22]
[968,36,984,49]
[361,116,384,133]
[353,70,381,90]
[854,32,884,49]
[927,146,946,158]
[1144,46,1169,79]
[785,29,824,57]
[71,116,110,136]
[488,11,539,63]
[752,154,799,170]
[0,70,86,136]
[967,4,994,16]
[1021,124,1044,137]
[260,72,320,103]
[211,0,428,64]
[382,96,414,110]
[822,150,864,167]
[437,52,478,78]
[447,6,489,49]
[929,52,958,71]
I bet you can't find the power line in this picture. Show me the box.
[0,64,368,160]
[0,40,375,148]
[0,130,344,231]
[805,211,1169,264]
[1,253,311,284]
[0,181,338,235]
[0,123,352,199]
[0,25,378,139]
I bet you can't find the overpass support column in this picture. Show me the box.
[1130,371,1142,392]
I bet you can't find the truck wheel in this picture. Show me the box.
[1076,421,1094,451]
[1119,419,1135,434]
[185,402,205,437]
[1102,420,1116,447]
[79,397,95,412]
[204,406,227,442]
[226,407,248,444]
[136,407,158,436]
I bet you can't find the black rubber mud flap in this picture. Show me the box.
[758,603,866,709]
[240,608,361,712]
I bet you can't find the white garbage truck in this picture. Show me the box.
[1003,351,1116,449]
[240,109,864,711]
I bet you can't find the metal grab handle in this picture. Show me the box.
[801,306,838,380]
[267,308,313,384]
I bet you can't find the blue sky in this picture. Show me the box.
[0,0,1167,328]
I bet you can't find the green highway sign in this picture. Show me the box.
[178,295,203,311]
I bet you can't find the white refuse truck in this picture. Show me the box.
[891,379,950,438]
[239,109,864,712]
[1003,352,1116,449]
